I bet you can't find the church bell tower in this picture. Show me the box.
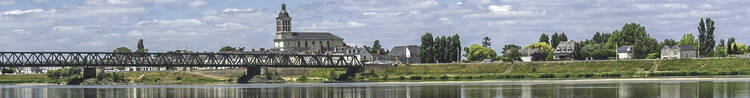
[276,3,292,32]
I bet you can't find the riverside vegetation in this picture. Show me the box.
[4,58,750,84]
[348,58,750,81]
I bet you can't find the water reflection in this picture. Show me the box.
[2,81,750,98]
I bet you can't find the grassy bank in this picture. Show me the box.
[355,58,750,81]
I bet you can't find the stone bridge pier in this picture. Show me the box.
[82,66,97,78]
[237,66,261,83]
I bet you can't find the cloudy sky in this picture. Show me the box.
[0,0,749,52]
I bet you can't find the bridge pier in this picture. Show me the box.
[337,67,363,80]
[237,66,261,83]
[82,67,97,78]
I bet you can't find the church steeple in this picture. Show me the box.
[276,3,292,32]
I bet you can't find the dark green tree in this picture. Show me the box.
[369,40,386,55]
[137,39,144,50]
[662,39,677,46]
[728,37,737,54]
[449,34,462,62]
[551,32,560,48]
[420,33,435,63]
[113,47,132,53]
[716,39,728,57]
[698,18,716,57]
[502,44,522,62]
[560,33,568,41]
[606,23,649,48]
[482,36,491,48]
[539,34,549,44]
[220,46,236,51]
[632,38,658,59]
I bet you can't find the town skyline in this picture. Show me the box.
[1,0,749,52]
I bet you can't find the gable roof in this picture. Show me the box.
[290,32,343,40]
[675,46,696,51]
[617,45,634,53]
[389,45,421,57]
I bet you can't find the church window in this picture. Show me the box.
[297,41,300,47]
[305,41,308,47]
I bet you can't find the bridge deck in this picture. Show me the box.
[0,52,362,68]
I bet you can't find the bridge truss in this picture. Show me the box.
[0,52,362,68]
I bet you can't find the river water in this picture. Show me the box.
[2,78,750,98]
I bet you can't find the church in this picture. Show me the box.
[273,3,345,51]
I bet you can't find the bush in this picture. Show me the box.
[46,68,82,79]
[410,76,423,80]
[539,73,556,78]
[296,76,309,81]
[440,75,450,80]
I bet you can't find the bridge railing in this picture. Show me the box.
[0,52,361,67]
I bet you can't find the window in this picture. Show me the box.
[327,41,330,47]
[305,41,308,47]
[297,41,300,47]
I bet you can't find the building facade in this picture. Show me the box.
[388,45,421,64]
[273,3,345,51]
[519,49,541,62]
[661,45,698,59]
[553,40,578,60]
[616,45,634,60]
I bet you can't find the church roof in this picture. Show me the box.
[289,32,344,40]
[277,3,290,18]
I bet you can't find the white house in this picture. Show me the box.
[616,45,633,59]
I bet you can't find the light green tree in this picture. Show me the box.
[677,33,698,48]
[464,44,497,61]
[524,42,555,60]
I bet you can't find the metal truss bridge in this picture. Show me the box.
[0,52,362,68]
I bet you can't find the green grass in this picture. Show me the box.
[361,58,750,81]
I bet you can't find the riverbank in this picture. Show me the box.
[3,58,750,84]
[350,58,750,81]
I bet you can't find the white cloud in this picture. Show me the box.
[633,3,688,10]
[462,5,537,18]
[32,0,49,3]
[2,9,45,15]
[187,0,207,7]
[137,19,203,26]
[222,8,254,13]
[362,12,377,15]
[216,23,249,30]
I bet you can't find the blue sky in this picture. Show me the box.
[0,0,749,52]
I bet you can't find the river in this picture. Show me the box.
[3,77,750,98]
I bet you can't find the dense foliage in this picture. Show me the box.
[465,44,497,61]
[698,18,716,57]
[420,33,461,63]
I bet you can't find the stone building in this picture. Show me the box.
[389,45,421,64]
[273,3,345,51]
[553,40,578,60]
[661,45,698,59]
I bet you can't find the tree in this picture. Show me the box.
[559,33,568,41]
[449,34,461,63]
[137,39,144,50]
[632,37,658,59]
[524,42,555,60]
[698,18,716,57]
[677,33,699,48]
[606,23,649,48]
[113,47,132,53]
[539,34,549,44]
[420,33,435,63]
[502,44,522,62]
[465,44,497,61]
[369,40,386,55]
[551,33,560,48]
[728,37,738,54]
[482,36,492,48]
[716,39,728,57]
[662,39,677,46]
[220,46,236,51]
